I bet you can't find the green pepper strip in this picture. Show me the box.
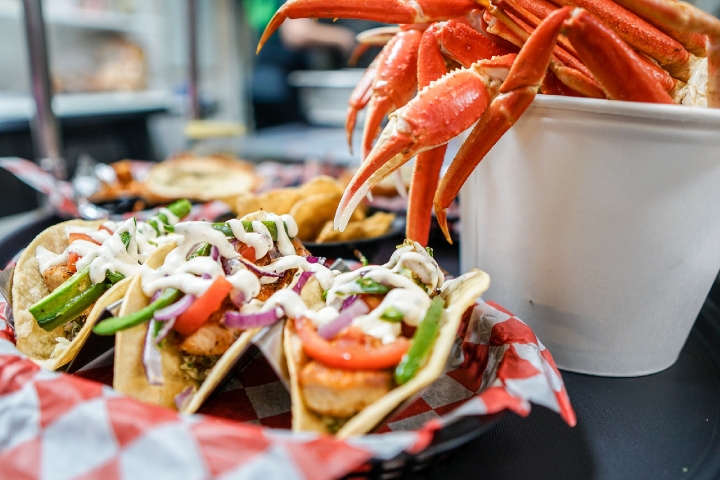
[212,220,292,241]
[106,271,125,285]
[380,306,404,323]
[148,199,191,233]
[120,231,132,250]
[394,296,445,385]
[93,288,182,336]
[187,243,212,260]
[29,264,114,332]
[356,277,390,295]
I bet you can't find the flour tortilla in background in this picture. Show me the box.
[285,268,491,438]
[10,219,131,371]
[114,241,308,414]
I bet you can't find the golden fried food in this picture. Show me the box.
[289,192,343,241]
[315,212,396,243]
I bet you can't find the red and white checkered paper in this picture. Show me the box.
[0,296,575,479]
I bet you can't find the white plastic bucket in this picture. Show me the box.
[459,95,720,376]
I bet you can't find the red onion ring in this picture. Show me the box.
[224,307,283,329]
[154,317,176,344]
[154,294,195,321]
[293,271,314,294]
[341,295,357,311]
[317,299,369,340]
[174,386,194,411]
[143,320,164,386]
[230,290,246,308]
[185,244,200,261]
[307,256,326,265]
[211,245,219,261]
[222,256,241,275]
[238,257,283,278]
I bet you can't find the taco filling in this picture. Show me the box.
[21,199,191,362]
[284,240,490,437]
[96,211,335,411]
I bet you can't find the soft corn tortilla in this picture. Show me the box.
[113,241,263,413]
[11,219,120,370]
[284,269,491,438]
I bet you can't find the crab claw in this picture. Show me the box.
[346,63,376,153]
[256,0,478,53]
[334,57,515,230]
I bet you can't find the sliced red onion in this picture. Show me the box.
[293,271,314,294]
[174,386,194,411]
[154,317,176,344]
[202,273,211,279]
[211,245,219,261]
[307,256,326,265]
[230,289,246,308]
[222,256,241,275]
[151,290,162,302]
[154,294,195,321]
[224,307,283,329]
[341,295,358,311]
[268,246,282,259]
[143,320,164,386]
[317,299,369,340]
[238,257,283,278]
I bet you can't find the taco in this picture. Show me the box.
[284,241,490,437]
[12,199,191,370]
[96,211,335,413]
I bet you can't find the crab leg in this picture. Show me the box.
[257,0,478,53]
[610,0,720,107]
[360,29,423,160]
[348,26,401,66]
[433,7,675,240]
[406,18,514,244]
[346,62,377,153]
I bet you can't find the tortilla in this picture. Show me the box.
[113,241,262,413]
[11,219,122,370]
[284,268,490,438]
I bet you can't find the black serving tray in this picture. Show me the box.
[5,212,720,479]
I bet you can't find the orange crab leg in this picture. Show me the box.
[610,0,720,107]
[348,26,401,66]
[360,29,422,160]
[257,0,478,53]
[346,62,377,153]
[547,0,692,80]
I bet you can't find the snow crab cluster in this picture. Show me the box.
[257,0,720,244]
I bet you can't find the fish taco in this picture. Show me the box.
[12,199,191,370]
[97,211,335,413]
[284,241,490,437]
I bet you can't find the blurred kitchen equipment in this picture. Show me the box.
[22,0,66,181]
[288,69,366,127]
[460,95,720,377]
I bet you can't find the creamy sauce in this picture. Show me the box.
[35,246,68,274]
[36,212,183,285]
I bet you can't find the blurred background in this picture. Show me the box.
[0,0,718,219]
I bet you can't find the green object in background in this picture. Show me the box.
[245,0,281,33]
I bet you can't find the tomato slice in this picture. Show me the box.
[174,276,233,336]
[67,251,80,273]
[68,233,100,245]
[237,243,256,262]
[294,317,409,370]
[98,224,114,234]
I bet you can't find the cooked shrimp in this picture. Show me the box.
[43,265,73,292]
[175,298,240,356]
[299,361,392,418]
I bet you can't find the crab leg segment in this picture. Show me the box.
[257,0,478,53]
[360,29,422,160]
[610,0,720,107]
[346,62,377,152]
[334,56,510,230]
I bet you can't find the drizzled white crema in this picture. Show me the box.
[35,213,183,285]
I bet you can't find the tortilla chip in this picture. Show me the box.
[315,212,395,243]
[12,220,107,370]
[299,176,344,197]
[284,268,490,437]
[257,187,302,215]
[289,192,343,241]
